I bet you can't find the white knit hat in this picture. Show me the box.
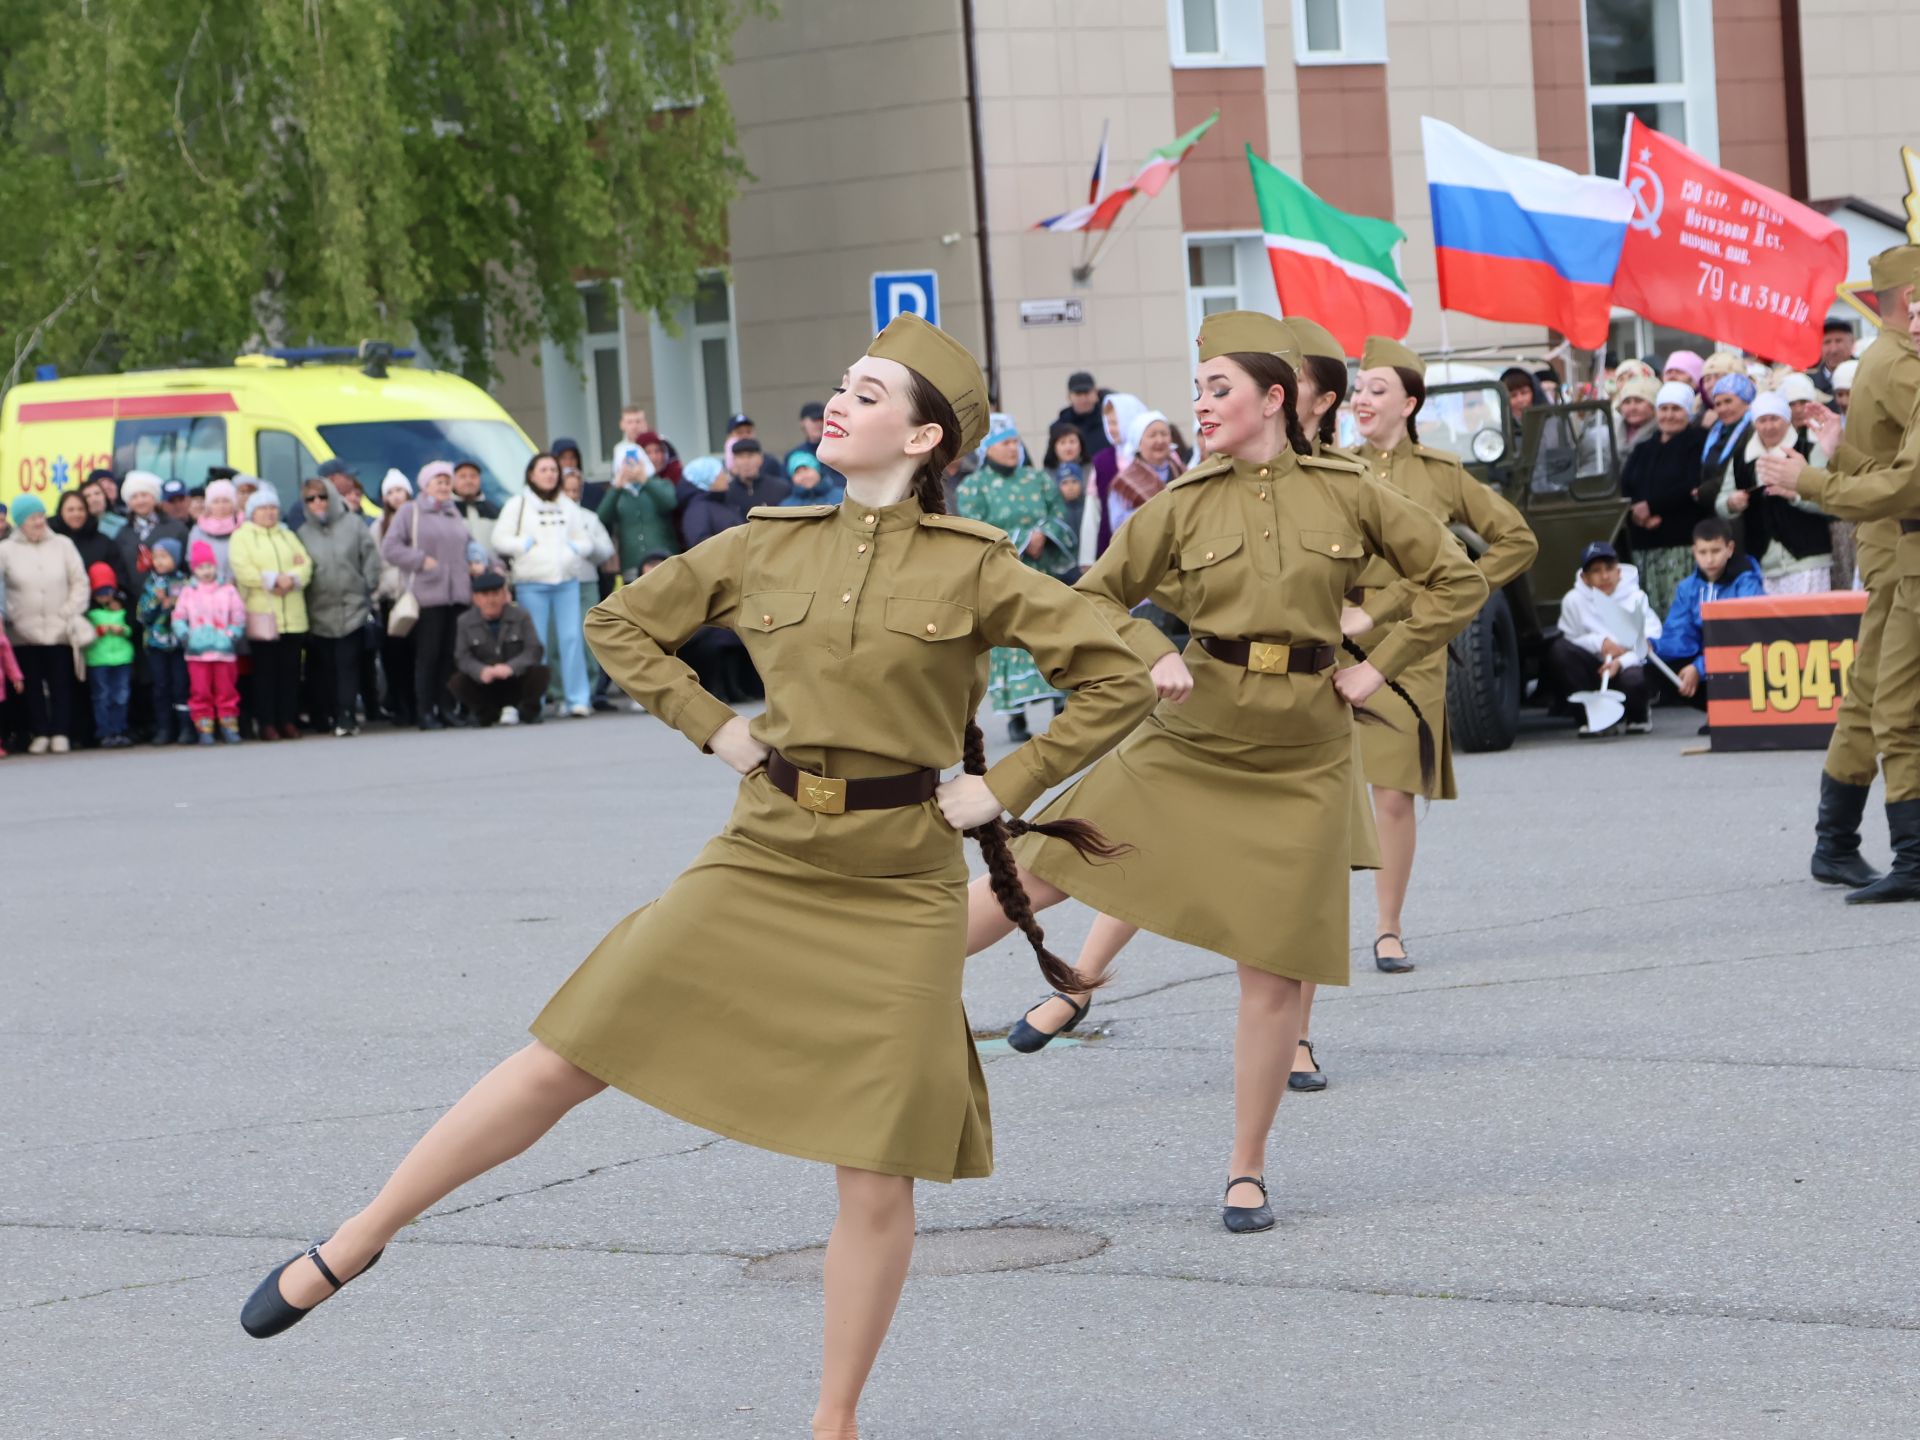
[1750,392,1791,422]
[1655,381,1697,410]
[380,468,413,498]
[1776,372,1827,404]
[1831,360,1858,391]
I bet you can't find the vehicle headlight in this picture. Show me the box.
[1471,426,1507,464]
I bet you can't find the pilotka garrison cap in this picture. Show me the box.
[1195,311,1302,370]
[1285,316,1347,362]
[866,313,990,454]
[1868,244,1920,293]
[1360,335,1424,378]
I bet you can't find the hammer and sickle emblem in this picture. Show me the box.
[1628,152,1664,238]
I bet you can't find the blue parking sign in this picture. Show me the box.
[871,271,939,333]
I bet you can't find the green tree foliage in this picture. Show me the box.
[0,0,755,390]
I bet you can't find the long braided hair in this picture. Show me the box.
[1301,355,1349,451]
[903,370,1129,995]
[1231,351,1438,795]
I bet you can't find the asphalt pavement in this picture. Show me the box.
[4,703,1917,1439]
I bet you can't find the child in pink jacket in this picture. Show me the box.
[173,541,248,744]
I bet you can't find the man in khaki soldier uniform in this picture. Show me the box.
[1784,245,1920,891]
[1762,253,1920,903]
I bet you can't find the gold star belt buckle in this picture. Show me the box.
[1247,642,1288,674]
[795,770,847,815]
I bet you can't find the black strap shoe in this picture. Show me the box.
[1006,991,1091,1053]
[241,1241,384,1339]
[1222,1175,1275,1233]
[1288,1038,1328,1092]
[1374,934,1414,973]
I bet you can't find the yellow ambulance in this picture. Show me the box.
[1,345,536,512]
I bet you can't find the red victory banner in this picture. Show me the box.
[1612,116,1848,365]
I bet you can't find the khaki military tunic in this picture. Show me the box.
[1802,383,1920,803]
[1341,437,1538,798]
[1012,448,1487,983]
[531,496,1154,1182]
[1815,326,1920,787]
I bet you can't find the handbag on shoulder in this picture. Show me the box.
[386,502,423,637]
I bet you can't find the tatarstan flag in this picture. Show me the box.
[1246,146,1411,355]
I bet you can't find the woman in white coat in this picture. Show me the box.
[492,451,602,716]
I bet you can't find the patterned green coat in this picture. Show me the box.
[957,463,1079,713]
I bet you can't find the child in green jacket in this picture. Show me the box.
[83,562,136,747]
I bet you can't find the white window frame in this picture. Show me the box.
[539,280,630,479]
[1585,0,1718,173]
[1183,232,1280,338]
[1291,0,1388,67]
[647,269,741,457]
[1168,0,1266,69]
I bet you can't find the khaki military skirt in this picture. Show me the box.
[1012,702,1359,985]
[1353,643,1458,800]
[531,772,990,1183]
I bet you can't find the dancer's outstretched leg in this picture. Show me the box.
[1227,964,1304,1208]
[276,1040,607,1309]
[963,863,1066,953]
[1370,785,1417,965]
[1021,912,1139,1034]
[813,1167,916,1440]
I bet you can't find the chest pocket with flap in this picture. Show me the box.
[1295,530,1364,561]
[742,591,814,634]
[884,596,975,642]
[1178,533,1245,571]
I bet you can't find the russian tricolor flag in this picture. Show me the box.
[1422,117,1634,348]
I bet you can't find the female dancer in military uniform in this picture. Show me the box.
[1344,337,1538,972]
[238,315,1155,1440]
[964,312,1485,1231]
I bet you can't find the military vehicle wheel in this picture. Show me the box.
[1448,591,1520,752]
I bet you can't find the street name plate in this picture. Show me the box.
[1019,298,1085,327]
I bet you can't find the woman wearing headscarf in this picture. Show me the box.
[372,470,419,726]
[383,460,476,729]
[1716,391,1833,595]
[1662,350,1706,417]
[1621,382,1711,617]
[1107,410,1187,534]
[957,413,1079,741]
[1697,372,1757,519]
[1089,391,1148,557]
[229,483,312,740]
[50,488,133,600]
[1612,375,1661,457]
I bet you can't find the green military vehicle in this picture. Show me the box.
[1416,361,1630,752]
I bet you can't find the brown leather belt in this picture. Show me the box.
[1902,520,1920,534]
[765,751,939,816]
[1199,637,1338,674]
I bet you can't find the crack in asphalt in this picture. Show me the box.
[7,1101,459,1157]
[418,1136,726,1221]
[1024,1263,1920,1334]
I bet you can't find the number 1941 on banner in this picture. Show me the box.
[1701,592,1869,753]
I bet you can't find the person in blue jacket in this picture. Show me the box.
[1654,515,1766,703]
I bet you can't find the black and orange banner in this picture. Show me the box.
[1703,591,1868,751]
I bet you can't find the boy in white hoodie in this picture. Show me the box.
[1546,540,1663,736]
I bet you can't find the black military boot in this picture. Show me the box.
[1810,774,1883,888]
[1846,800,1920,905]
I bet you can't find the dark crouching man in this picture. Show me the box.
[449,571,549,727]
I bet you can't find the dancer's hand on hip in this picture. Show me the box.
[1334,660,1384,707]
[937,774,1003,830]
[1150,652,1193,702]
[710,716,769,775]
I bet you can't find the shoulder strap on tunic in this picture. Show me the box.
[1166,454,1235,489]
[1412,443,1467,472]
[919,512,1006,541]
[1300,451,1364,476]
[747,504,836,520]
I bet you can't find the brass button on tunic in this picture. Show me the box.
[1341,436,1538,799]
[1011,449,1486,983]
[531,496,1155,1182]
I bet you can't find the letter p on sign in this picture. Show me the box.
[872,271,939,333]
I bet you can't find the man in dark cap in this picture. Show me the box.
[726,413,786,483]
[448,571,549,727]
[791,399,844,493]
[1809,317,1857,398]
[1055,370,1111,463]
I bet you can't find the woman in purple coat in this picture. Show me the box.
[380,461,474,729]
